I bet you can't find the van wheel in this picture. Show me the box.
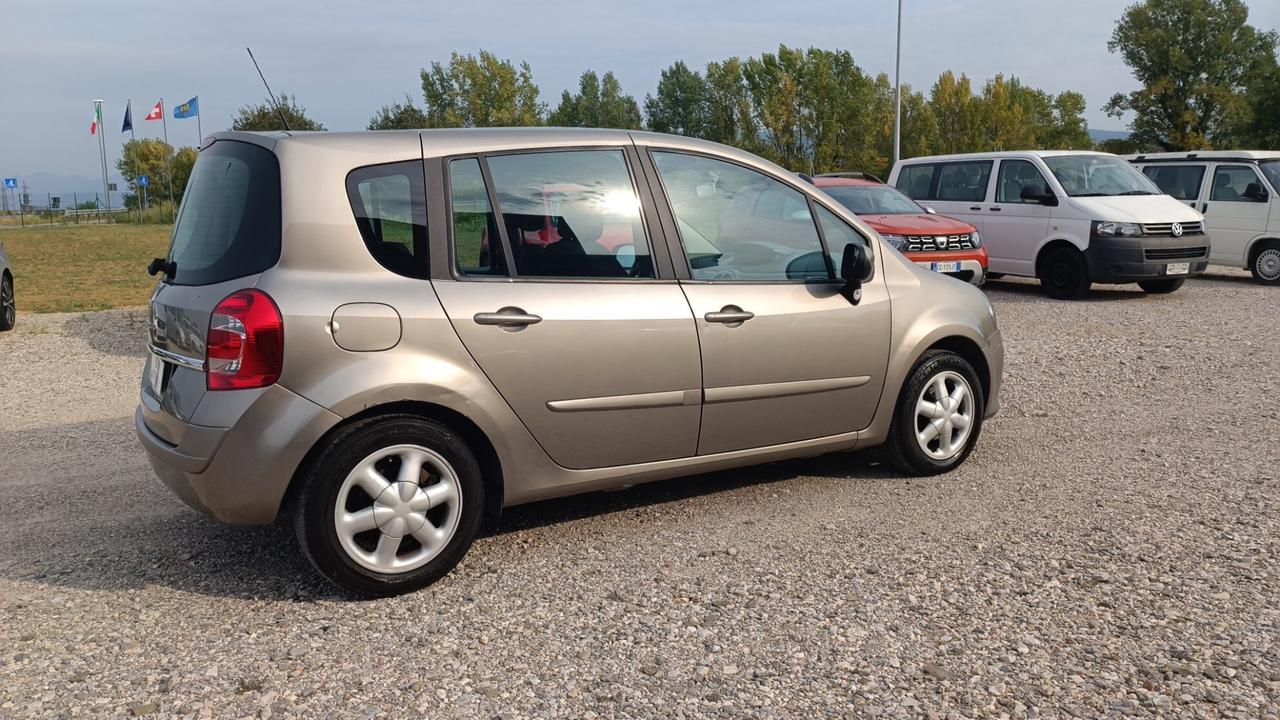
[0,274,14,331]
[294,415,484,597]
[1137,278,1186,294]
[1251,241,1280,285]
[1038,247,1091,299]
[884,350,985,476]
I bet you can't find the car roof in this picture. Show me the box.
[896,150,1114,164]
[1125,150,1280,163]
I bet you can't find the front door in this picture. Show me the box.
[432,149,702,470]
[984,158,1054,277]
[1203,164,1271,266]
[647,150,891,455]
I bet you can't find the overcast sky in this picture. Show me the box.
[3,0,1278,185]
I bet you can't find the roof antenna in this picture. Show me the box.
[246,47,291,132]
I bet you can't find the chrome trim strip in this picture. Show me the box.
[150,345,205,372]
[547,388,700,413]
[705,376,870,404]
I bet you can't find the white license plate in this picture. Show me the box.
[930,261,961,273]
[148,353,166,396]
[1165,262,1190,275]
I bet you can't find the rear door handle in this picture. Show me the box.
[705,308,754,324]
[987,207,1002,212]
[474,307,542,328]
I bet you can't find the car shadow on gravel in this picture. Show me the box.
[65,309,149,358]
[983,278,1148,303]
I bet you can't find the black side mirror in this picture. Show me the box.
[1243,182,1269,202]
[1019,184,1058,206]
[838,242,873,305]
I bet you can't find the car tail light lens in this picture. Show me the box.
[206,289,283,391]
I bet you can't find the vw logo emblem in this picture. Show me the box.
[1171,222,1183,237]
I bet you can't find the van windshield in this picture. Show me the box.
[1260,161,1280,194]
[1043,155,1159,198]
[165,140,281,286]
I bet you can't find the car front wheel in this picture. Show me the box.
[884,350,985,475]
[1039,246,1091,300]
[1252,241,1280,285]
[0,274,14,331]
[294,415,484,597]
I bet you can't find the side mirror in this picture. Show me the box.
[838,242,874,305]
[923,205,937,215]
[1019,184,1058,206]
[1243,182,1269,202]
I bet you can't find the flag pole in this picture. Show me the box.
[128,99,140,222]
[196,95,202,143]
[161,98,175,222]
[95,99,111,221]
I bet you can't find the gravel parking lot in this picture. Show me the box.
[0,270,1276,719]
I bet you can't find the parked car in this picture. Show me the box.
[889,151,1210,299]
[137,128,1004,596]
[1127,150,1280,285]
[810,173,987,285]
[0,239,13,332]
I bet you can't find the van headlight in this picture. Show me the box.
[880,233,907,250]
[1093,221,1143,238]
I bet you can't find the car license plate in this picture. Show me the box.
[1165,262,1190,275]
[148,353,166,397]
[930,261,961,273]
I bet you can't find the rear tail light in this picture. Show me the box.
[206,289,283,391]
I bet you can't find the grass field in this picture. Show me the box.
[2,224,171,312]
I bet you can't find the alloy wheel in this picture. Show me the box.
[1257,248,1280,282]
[914,370,975,461]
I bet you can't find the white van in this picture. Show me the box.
[888,151,1210,299]
[1127,151,1280,285]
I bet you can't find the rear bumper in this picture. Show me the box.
[1085,235,1210,283]
[136,384,342,524]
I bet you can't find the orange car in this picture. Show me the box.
[812,173,988,285]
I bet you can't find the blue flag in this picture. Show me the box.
[122,102,132,134]
[173,96,199,119]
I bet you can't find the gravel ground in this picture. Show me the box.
[0,270,1277,719]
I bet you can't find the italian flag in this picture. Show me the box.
[90,104,102,135]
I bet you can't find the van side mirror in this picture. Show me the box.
[1019,184,1058,206]
[839,242,874,305]
[923,205,937,214]
[1244,182,1269,202]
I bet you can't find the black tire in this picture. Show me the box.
[293,414,485,598]
[883,349,985,476]
[1137,278,1186,294]
[1038,246,1091,300]
[0,274,14,332]
[1250,240,1280,285]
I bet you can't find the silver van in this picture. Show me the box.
[137,128,1004,596]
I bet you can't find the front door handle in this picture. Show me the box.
[705,306,754,325]
[969,206,982,211]
[474,307,542,329]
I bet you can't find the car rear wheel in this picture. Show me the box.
[0,274,14,331]
[294,415,484,597]
[1039,246,1091,300]
[884,350,985,475]
[1251,241,1280,285]
[1137,278,1186,294]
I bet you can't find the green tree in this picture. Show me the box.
[977,74,1037,150]
[368,95,428,130]
[1046,91,1093,149]
[116,138,174,208]
[420,51,544,127]
[172,147,198,201]
[231,93,326,131]
[645,61,710,137]
[703,58,757,149]
[1105,0,1278,149]
[930,71,982,154]
[1235,59,1280,147]
[549,70,642,129]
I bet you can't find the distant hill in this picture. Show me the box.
[1089,129,1130,142]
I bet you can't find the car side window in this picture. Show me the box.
[651,151,829,281]
[486,150,654,279]
[896,164,935,200]
[937,161,993,202]
[1141,164,1205,201]
[346,161,429,279]
[995,159,1051,203]
[449,158,505,276]
[1210,165,1265,202]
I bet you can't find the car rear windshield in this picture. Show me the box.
[164,140,281,286]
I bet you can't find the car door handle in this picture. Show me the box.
[474,308,542,328]
[969,206,982,211]
[987,207,1002,212]
[705,308,755,324]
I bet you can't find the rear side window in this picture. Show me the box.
[896,164,934,200]
[166,140,280,286]
[937,161,992,201]
[346,161,429,279]
[1142,164,1205,200]
[449,158,505,276]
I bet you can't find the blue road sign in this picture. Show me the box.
[138,175,150,187]
[3,178,15,189]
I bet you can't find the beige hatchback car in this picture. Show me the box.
[137,128,1003,596]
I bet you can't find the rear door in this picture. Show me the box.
[983,158,1053,276]
[1203,163,1271,266]
[430,147,702,470]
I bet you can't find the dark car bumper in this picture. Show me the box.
[1085,235,1210,283]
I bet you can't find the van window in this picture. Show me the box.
[1261,161,1280,193]
[1044,155,1158,197]
[346,161,429,279]
[896,164,935,200]
[937,161,993,201]
[448,158,505,276]
[486,150,654,279]
[1210,165,1265,202]
[995,159,1051,203]
[1141,164,1205,201]
[166,140,280,286]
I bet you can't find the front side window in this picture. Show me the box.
[486,150,653,279]
[347,161,429,279]
[1044,155,1158,197]
[1141,164,1206,201]
[652,151,828,281]
[823,184,923,215]
[1210,165,1266,202]
[936,161,993,202]
[995,159,1052,203]
[1260,161,1280,194]
[896,164,935,200]
[449,158,504,276]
